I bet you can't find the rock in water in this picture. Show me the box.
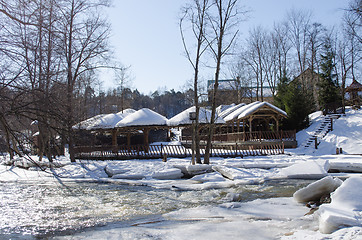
[293,176,342,203]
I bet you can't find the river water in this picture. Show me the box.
[0,180,310,239]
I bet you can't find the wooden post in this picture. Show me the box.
[330,118,333,131]
[112,129,118,153]
[144,128,149,153]
[127,132,131,152]
[235,143,238,157]
[249,117,253,140]
[242,119,246,142]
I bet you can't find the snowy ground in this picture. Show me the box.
[1,108,362,239]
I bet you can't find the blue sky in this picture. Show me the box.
[104,0,347,94]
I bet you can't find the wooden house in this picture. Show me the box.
[346,80,362,108]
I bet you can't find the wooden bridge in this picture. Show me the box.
[74,143,285,160]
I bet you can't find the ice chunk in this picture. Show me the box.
[212,165,255,180]
[111,173,145,180]
[318,176,362,234]
[281,160,329,179]
[293,176,342,203]
[173,164,213,176]
[329,162,362,173]
[191,172,227,182]
[151,168,183,180]
[104,164,129,177]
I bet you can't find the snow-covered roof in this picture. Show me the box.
[167,106,225,127]
[73,109,136,130]
[72,114,107,130]
[223,102,259,122]
[218,103,246,119]
[223,101,287,122]
[216,104,235,116]
[115,108,168,128]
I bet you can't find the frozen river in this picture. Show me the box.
[0,179,310,239]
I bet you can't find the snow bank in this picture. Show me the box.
[281,160,329,179]
[318,176,362,234]
[293,176,342,203]
[319,109,362,155]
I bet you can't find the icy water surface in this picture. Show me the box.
[0,179,310,239]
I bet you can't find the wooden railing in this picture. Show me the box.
[74,143,284,160]
[181,130,296,144]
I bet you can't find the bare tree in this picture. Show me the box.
[204,0,242,164]
[335,5,362,112]
[272,22,291,80]
[308,23,325,74]
[287,9,312,76]
[0,0,112,162]
[58,0,111,162]
[0,0,62,161]
[114,65,132,112]
[242,26,269,101]
[180,0,212,164]
[344,0,362,45]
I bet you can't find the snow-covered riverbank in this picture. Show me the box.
[1,108,361,239]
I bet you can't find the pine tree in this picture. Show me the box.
[274,70,314,131]
[283,81,314,131]
[274,69,289,111]
[318,40,341,114]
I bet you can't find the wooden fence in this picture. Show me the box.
[74,143,284,160]
[181,130,296,143]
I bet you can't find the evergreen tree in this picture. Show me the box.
[318,40,341,114]
[274,70,313,131]
[283,81,314,131]
[274,69,289,111]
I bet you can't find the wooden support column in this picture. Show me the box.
[249,116,253,140]
[144,128,149,153]
[242,119,246,142]
[112,129,118,153]
[127,132,131,151]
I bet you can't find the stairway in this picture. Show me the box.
[302,114,341,149]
